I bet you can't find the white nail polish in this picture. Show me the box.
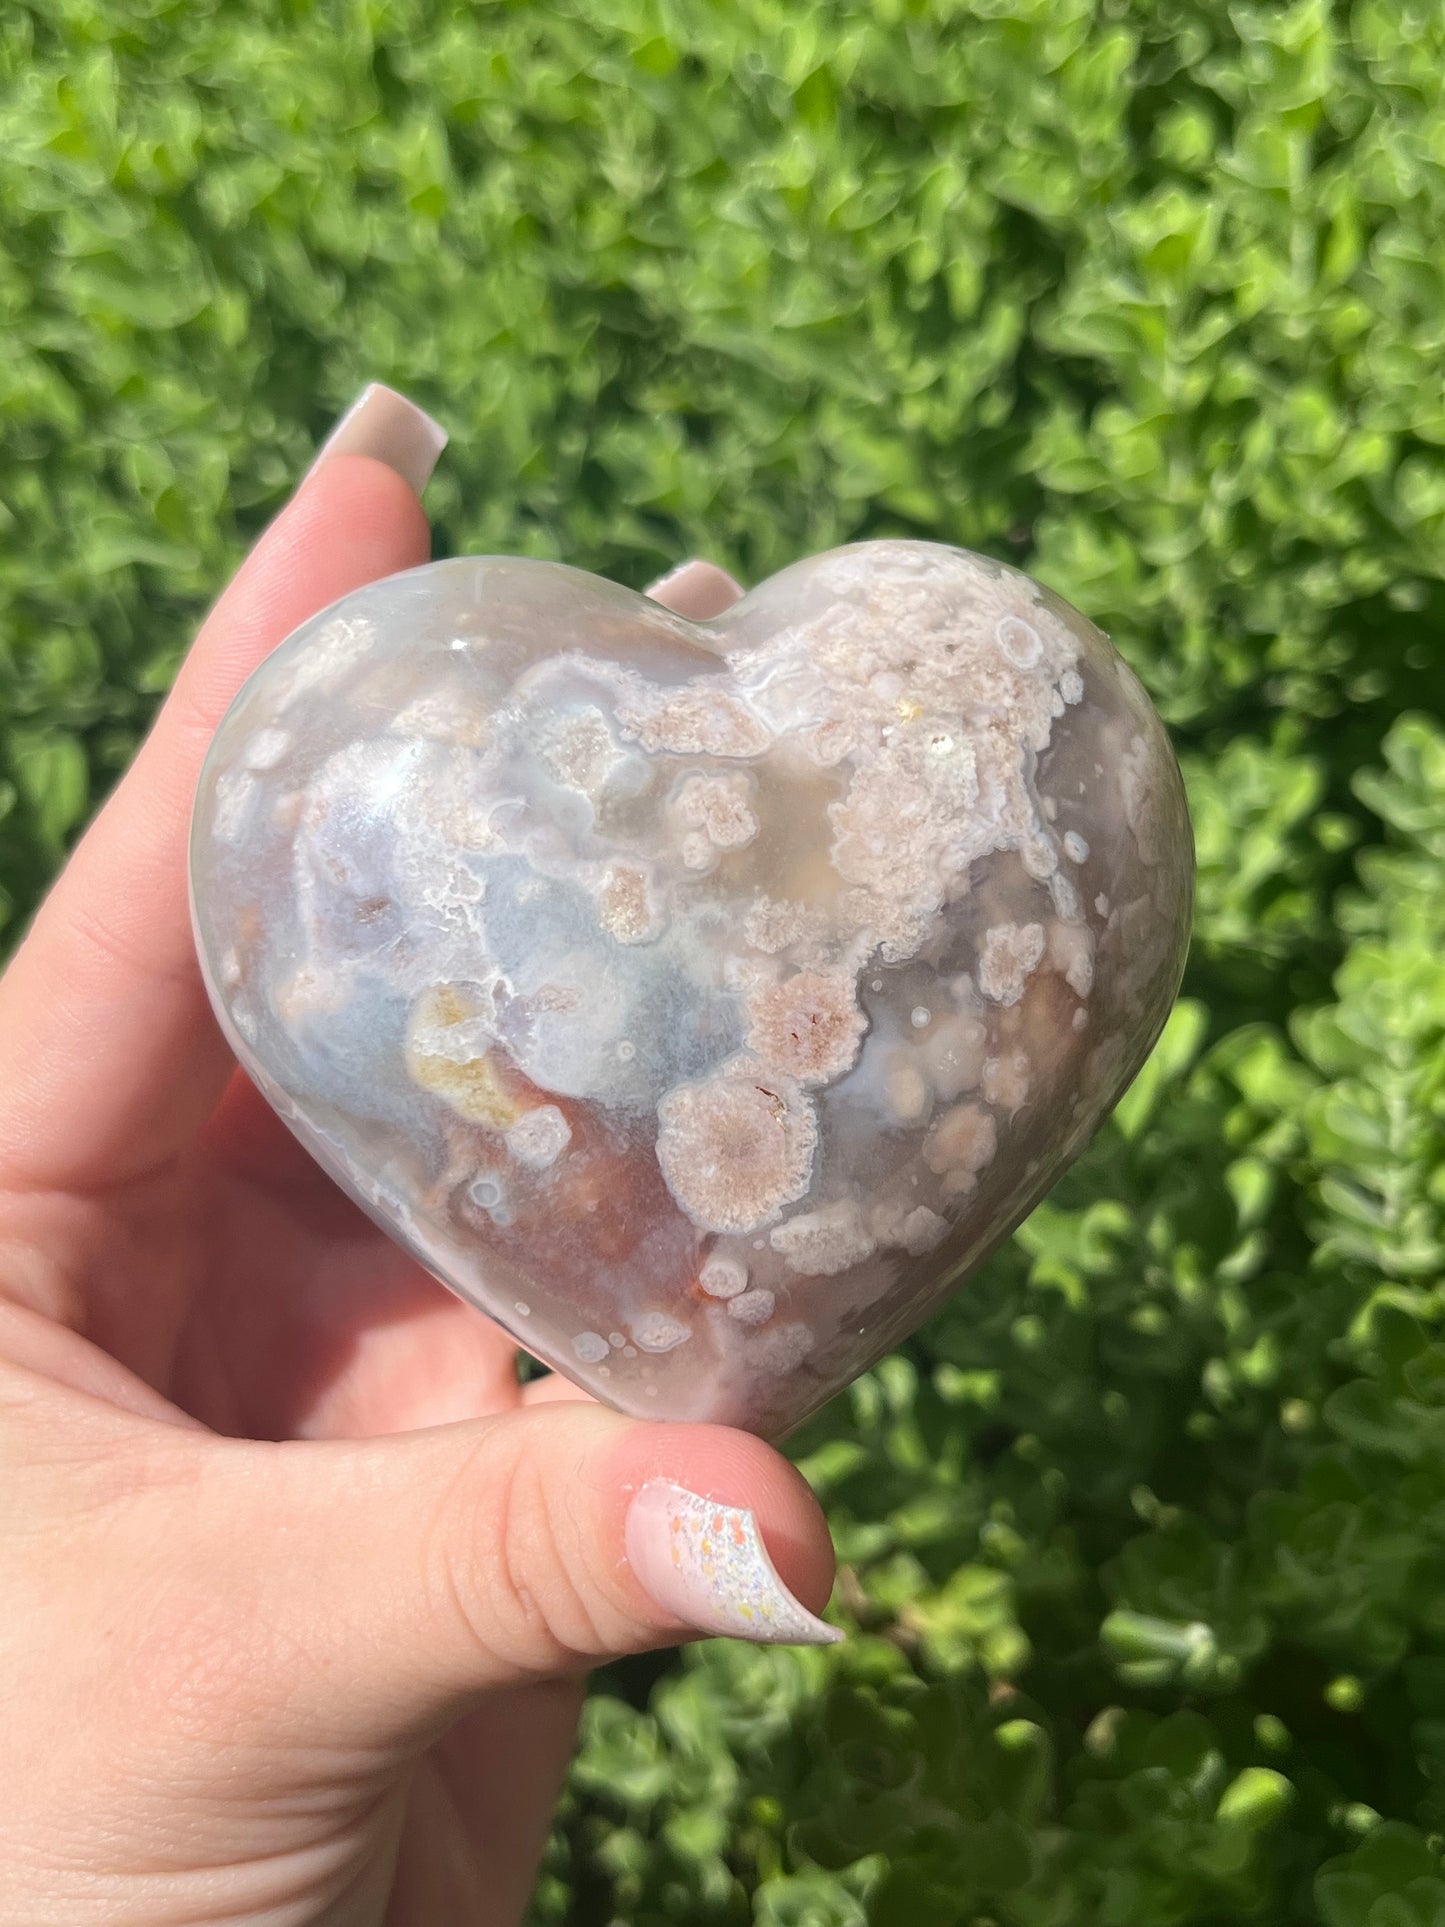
[625,1480,842,1646]
[645,560,745,620]
[308,383,449,496]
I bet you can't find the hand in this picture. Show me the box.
[0,387,837,1927]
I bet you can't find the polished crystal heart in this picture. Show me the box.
[190,540,1192,1438]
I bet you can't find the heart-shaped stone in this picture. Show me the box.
[190,540,1192,1438]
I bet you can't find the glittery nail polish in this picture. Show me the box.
[624,1480,842,1645]
[307,382,448,497]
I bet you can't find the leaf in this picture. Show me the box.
[8,728,89,850]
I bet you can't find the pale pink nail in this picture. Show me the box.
[307,382,448,497]
[645,559,745,619]
[624,1480,842,1646]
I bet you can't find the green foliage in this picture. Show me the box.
[3,0,1445,1920]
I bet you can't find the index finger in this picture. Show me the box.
[0,387,445,1192]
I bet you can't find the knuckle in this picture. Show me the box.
[62,886,194,1000]
[423,1422,619,1681]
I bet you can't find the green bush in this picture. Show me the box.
[4,0,1445,1919]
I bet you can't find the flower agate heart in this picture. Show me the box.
[190,540,1192,1438]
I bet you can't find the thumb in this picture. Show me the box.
[181,1402,839,1751]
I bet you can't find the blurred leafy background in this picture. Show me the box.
[4,0,1445,1919]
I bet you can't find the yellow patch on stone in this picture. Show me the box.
[405,984,529,1129]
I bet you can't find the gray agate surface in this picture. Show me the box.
[190,540,1193,1439]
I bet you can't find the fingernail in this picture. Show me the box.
[307,383,449,496]
[644,559,745,620]
[625,1480,842,1646]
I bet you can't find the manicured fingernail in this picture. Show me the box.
[644,559,745,619]
[308,383,448,496]
[625,1480,842,1646]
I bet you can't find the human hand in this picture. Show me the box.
[0,387,837,1927]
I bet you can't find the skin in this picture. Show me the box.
[0,455,836,1927]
